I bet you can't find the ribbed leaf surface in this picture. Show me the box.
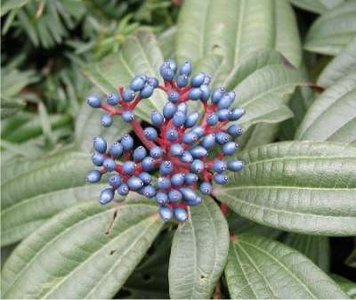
[290,0,344,14]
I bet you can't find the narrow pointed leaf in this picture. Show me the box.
[1,201,163,299]
[169,197,229,299]
[225,234,348,299]
[216,141,356,236]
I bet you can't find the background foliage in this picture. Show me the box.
[1,0,355,299]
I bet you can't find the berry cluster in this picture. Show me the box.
[86,59,245,222]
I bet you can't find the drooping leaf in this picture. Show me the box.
[318,37,356,88]
[168,197,229,299]
[284,233,330,271]
[296,71,356,144]
[1,201,163,299]
[305,1,356,55]
[176,0,301,69]
[216,141,356,236]
[290,0,344,14]
[82,28,167,123]
[224,234,348,299]
[0,0,31,16]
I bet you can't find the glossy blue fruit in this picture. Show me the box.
[190,146,208,158]
[169,143,184,156]
[133,146,147,162]
[218,94,234,109]
[108,142,123,158]
[138,172,152,184]
[211,88,225,104]
[86,170,102,183]
[163,102,177,119]
[201,134,216,149]
[191,159,204,173]
[217,109,231,121]
[174,208,188,222]
[99,188,114,205]
[150,146,163,158]
[212,160,227,173]
[140,84,154,98]
[147,77,159,88]
[121,134,134,150]
[171,173,185,186]
[155,192,168,205]
[160,66,174,81]
[182,131,198,145]
[223,142,238,155]
[93,136,107,154]
[185,173,198,184]
[142,156,155,171]
[180,151,193,163]
[179,61,192,76]
[229,107,245,121]
[87,95,101,108]
[157,177,171,190]
[167,59,177,72]
[173,111,186,127]
[185,112,199,128]
[159,161,173,175]
[140,185,156,198]
[127,176,144,190]
[122,161,136,175]
[214,173,229,185]
[144,127,158,141]
[168,90,180,103]
[191,73,205,87]
[166,128,178,141]
[151,111,164,127]
[168,189,183,202]
[227,124,243,137]
[206,113,218,126]
[188,88,202,100]
[159,206,173,221]
[122,89,135,102]
[227,160,244,172]
[117,183,129,196]
[200,182,212,195]
[177,103,188,114]
[130,75,146,91]
[108,174,122,188]
[91,153,105,166]
[107,93,120,106]
[177,74,189,87]
[101,113,113,127]
[200,85,210,102]
[186,195,202,206]
[122,110,134,123]
[215,132,231,145]
[103,158,116,171]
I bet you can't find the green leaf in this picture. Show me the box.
[158,27,176,60]
[1,201,162,299]
[216,141,356,236]
[1,151,94,246]
[305,1,356,55]
[0,97,25,119]
[222,50,303,130]
[318,37,356,88]
[176,0,301,68]
[224,234,348,299]
[331,274,356,298]
[296,71,356,144]
[83,28,167,123]
[284,233,329,271]
[290,0,344,14]
[0,0,30,16]
[168,197,229,299]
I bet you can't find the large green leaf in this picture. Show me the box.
[318,37,356,88]
[296,71,356,144]
[168,197,229,299]
[216,141,356,236]
[284,233,329,272]
[176,0,301,69]
[222,49,303,130]
[304,1,356,55]
[332,274,356,298]
[0,151,95,246]
[290,0,344,14]
[83,28,166,123]
[224,234,348,299]
[158,27,176,60]
[1,201,163,299]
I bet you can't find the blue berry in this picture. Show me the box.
[127,176,144,191]
[155,192,168,204]
[185,112,199,128]
[133,146,147,162]
[147,77,159,88]
[140,84,154,98]
[217,94,234,109]
[171,173,185,186]
[130,75,146,91]
[187,196,202,206]
[91,153,105,166]
[217,109,231,121]
[203,75,211,85]
[93,137,107,154]
[138,172,152,184]
[150,146,163,159]
[177,74,188,87]
[227,124,243,137]
[86,170,102,183]
[188,88,202,100]
[229,108,245,121]
[108,142,123,158]
[117,183,129,196]
[227,160,244,172]
[122,161,136,175]
[190,146,208,158]
[167,59,177,72]
[212,160,227,173]
[214,173,229,185]
[191,159,204,173]
[122,110,134,123]
[87,95,101,108]
[101,113,113,127]
[223,142,238,155]
[99,188,114,205]
[191,73,205,87]
[122,89,136,102]
[180,151,193,163]
[174,208,188,222]
[180,187,197,202]
[159,206,173,222]
[163,102,177,119]
[177,103,188,114]
[144,127,158,141]
[207,113,218,126]
[151,111,164,127]
[185,173,198,184]
[200,85,210,102]
[169,143,184,156]
[140,185,156,198]
[160,65,175,81]
[159,161,173,175]
[107,93,120,106]
[103,158,116,171]
[166,128,178,141]
[121,134,134,150]
[179,61,192,76]
[211,88,225,104]
[109,174,122,188]
[173,111,186,127]
[157,177,171,190]
[200,182,212,195]
[168,189,183,202]
[182,131,198,145]
[201,134,216,149]
[168,90,180,103]
[191,126,204,137]
[215,132,231,145]
[141,156,154,171]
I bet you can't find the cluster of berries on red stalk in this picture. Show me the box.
[86,59,245,222]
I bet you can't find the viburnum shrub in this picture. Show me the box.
[86,59,245,222]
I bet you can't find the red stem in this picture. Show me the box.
[131,118,156,149]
